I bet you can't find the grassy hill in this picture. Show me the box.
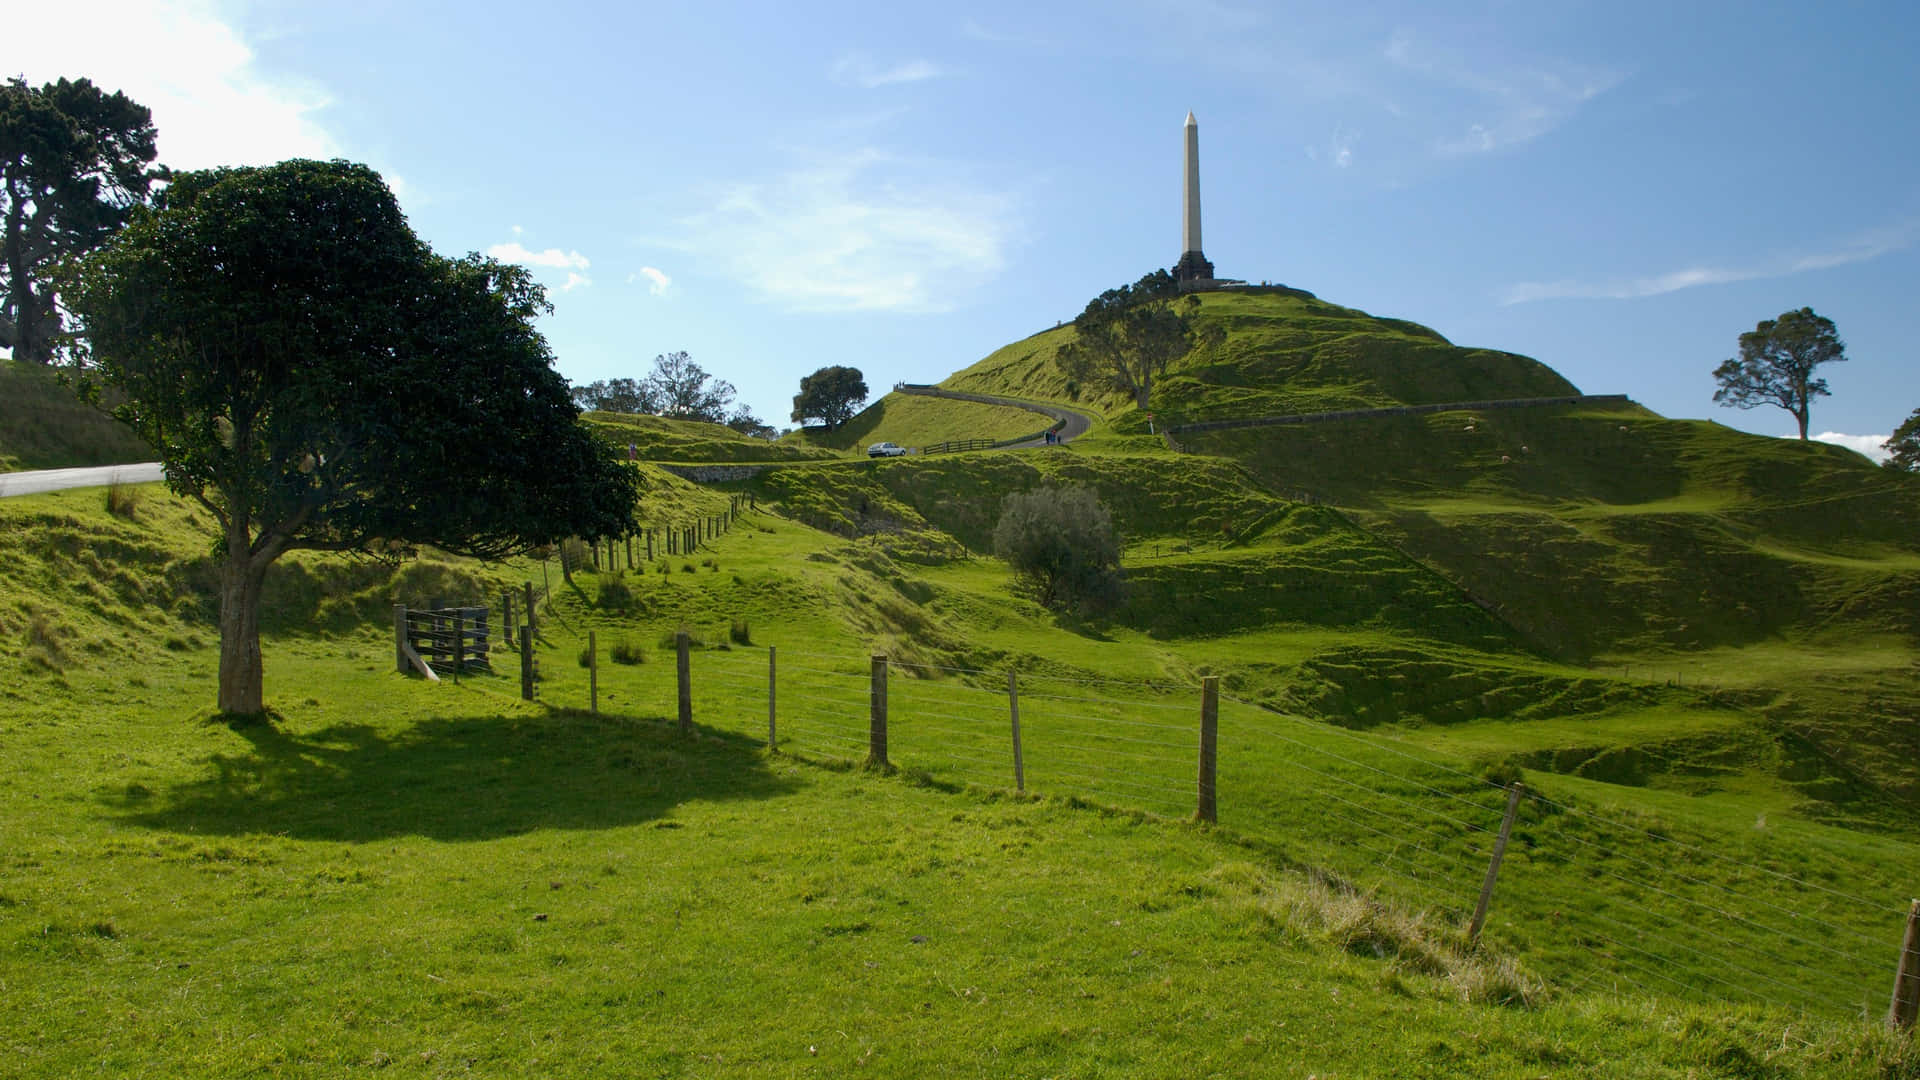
[9,284,1920,1074]
[6,481,1920,1077]
[0,359,152,471]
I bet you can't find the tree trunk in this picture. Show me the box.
[216,553,269,716]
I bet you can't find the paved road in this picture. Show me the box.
[892,385,1096,449]
[0,462,165,498]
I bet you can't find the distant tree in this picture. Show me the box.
[725,404,776,439]
[571,376,656,415]
[1,76,164,365]
[1887,408,1920,474]
[993,486,1122,614]
[644,350,734,422]
[1057,269,1214,410]
[60,159,639,717]
[790,365,867,430]
[1712,307,1847,440]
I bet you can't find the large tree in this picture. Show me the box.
[790,365,867,430]
[1712,307,1846,440]
[572,376,657,415]
[1057,268,1212,410]
[1887,408,1920,474]
[645,350,735,422]
[1,77,162,365]
[60,159,638,717]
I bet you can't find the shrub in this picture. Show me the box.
[729,619,752,645]
[992,486,1123,614]
[597,570,634,609]
[609,637,645,665]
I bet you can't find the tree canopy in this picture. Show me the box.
[1,76,162,365]
[60,158,638,716]
[1712,307,1846,440]
[1056,269,1212,410]
[993,486,1122,614]
[1887,408,1920,474]
[647,350,735,422]
[791,365,867,430]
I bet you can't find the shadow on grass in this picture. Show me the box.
[117,711,797,842]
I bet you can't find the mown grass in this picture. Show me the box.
[584,410,842,463]
[787,392,1053,453]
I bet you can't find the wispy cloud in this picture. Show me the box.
[486,242,590,271]
[628,267,672,295]
[830,54,944,89]
[13,0,339,170]
[1384,27,1622,157]
[1500,219,1920,305]
[1305,125,1359,169]
[667,149,1013,313]
[1810,432,1891,464]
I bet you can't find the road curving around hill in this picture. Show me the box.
[892,385,1095,448]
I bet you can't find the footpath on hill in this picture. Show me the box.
[894,384,1094,448]
[0,461,163,497]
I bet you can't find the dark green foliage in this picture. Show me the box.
[791,365,868,430]
[1886,407,1920,474]
[1,76,163,365]
[571,376,656,415]
[58,159,639,714]
[992,486,1122,613]
[646,351,734,423]
[1057,270,1215,410]
[1712,307,1846,440]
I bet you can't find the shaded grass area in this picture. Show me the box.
[584,410,842,463]
[0,359,151,471]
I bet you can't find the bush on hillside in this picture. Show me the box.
[992,486,1122,614]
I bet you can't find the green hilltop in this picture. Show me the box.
[6,286,1920,1074]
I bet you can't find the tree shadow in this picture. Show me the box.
[115,711,797,842]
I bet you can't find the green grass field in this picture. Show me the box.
[8,286,1920,1076]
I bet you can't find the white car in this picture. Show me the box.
[867,441,907,458]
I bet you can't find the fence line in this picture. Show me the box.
[432,623,1912,1020]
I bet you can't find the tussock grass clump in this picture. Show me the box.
[1219,864,1545,1009]
[597,570,634,610]
[104,480,140,520]
[728,619,752,646]
[609,637,646,665]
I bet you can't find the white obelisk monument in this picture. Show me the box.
[1173,111,1215,289]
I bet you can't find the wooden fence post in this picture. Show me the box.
[1008,669,1025,792]
[1890,899,1920,1030]
[676,631,692,734]
[502,590,514,649]
[1469,783,1525,946]
[767,645,778,750]
[868,654,889,770]
[520,625,534,701]
[394,604,408,673]
[1196,676,1218,822]
[587,630,598,714]
[523,581,536,637]
[646,529,653,562]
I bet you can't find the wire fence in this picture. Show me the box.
[524,635,1915,1022]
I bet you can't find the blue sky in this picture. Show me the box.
[18,1,1918,456]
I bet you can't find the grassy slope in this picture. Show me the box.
[783,392,1053,454]
[584,411,842,463]
[0,359,152,471]
[4,484,1917,1077]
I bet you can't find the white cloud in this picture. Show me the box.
[1381,28,1622,157]
[1809,432,1891,464]
[830,54,944,89]
[12,0,338,170]
[486,242,591,271]
[667,150,1012,313]
[1500,218,1920,305]
[560,272,592,293]
[628,267,672,296]
[1305,125,1358,169]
